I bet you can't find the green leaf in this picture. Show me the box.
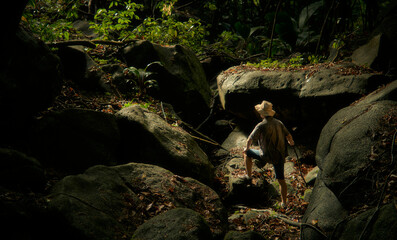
[144,61,163,72]
[249,26,265,38]
[298,1,323,29]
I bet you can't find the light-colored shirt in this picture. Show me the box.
[248,117,290,164]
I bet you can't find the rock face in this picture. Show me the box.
[48,163,227,240]
[224,230,266,240]
[333,203,397,240]
[352,2,397,76]
[131,208,213,240]
[57,45,109,91]
[351,34,384,70]
[217,66,390,141]
[224,158,268,204]
[302,177,348,239]
[216,126,249,158]
[29,109,121,174]
[0,148,45,192]
[316,100,395,195]
[122,40,212,124]
[0,27,62,145]
[302,81,397,239]
[315,81,397,198]
[116,105,214,184]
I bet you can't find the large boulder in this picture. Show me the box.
[352,1,397,76]
[301,177,348,240]
[56,45,110,91]
[217,65,390,141]
[215,126,249,158]
[224,158,268,204]
[29,109,121,174]
[302,81,397,239]
[332,202,397,240]
[116,105,214,184]
[48,163,227,240]
[131,208,213,240]
[122,40,212,125]
[0,27,62,145]
[0,148,45,192]
[316,81,397,198]
[224,230,266,240]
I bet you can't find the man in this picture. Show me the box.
[243,100,294,208]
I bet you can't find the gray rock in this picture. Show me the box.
[100,64,125,85]
[73,20,98,38]
[216,127,248,158]
[0,148,45,191]
[315,81,397,196]
[217,66,390,141]
[0,27,61,145]
[224,158,268,204]
[352,34,383,69]
[333,203,397,240]
[352,2,397,75]
[224,230,266,240]
[303,188,312,202]
[131,208,213,240]
[355,80,397,105]
[116,105,214,185]
[122,40,211,124]
[57,45,110,91]
[316,100,396,194]
[302,178,348,240]
[29,109,121,174]
[305,166,319,186]
[48,163,227,240]
[303,80,397,239]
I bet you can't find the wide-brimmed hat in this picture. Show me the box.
[255,100,276,117]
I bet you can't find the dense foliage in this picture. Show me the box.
[23,0,392,62]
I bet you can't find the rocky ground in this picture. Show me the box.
[31,77,320,239]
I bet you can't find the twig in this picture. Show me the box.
[293,146,307,187]
[196,92,218,131]
[175,0,197,10]
[268,0,282,58]
[315,0,335,55]
[359,130,397,240]
[160,101,167,120]
[234,206,328,238]
[180,120,229,152]
[46,39,137,48]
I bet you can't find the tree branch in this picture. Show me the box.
[46,39,137,48]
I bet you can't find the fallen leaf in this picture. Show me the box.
[311,219,318,225]
[146,202,153,211]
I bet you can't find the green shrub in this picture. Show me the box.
[133,17,209,54]
[90,0,144,40]
[23,0,82,42]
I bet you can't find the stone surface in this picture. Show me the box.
[122,40,212,124]
[116,105,214,184]
[217,66,390,145]
[0,27,62,145]
[0,148,45,191]
[131,208,213,240]
[48,163,227,240]
[29,109,121,174]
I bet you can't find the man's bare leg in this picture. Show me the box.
[278,179,287,206]
[244,154,253,178]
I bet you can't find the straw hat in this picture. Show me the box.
[255,100,276,117]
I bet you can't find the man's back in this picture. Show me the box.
[248,117,290,164]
